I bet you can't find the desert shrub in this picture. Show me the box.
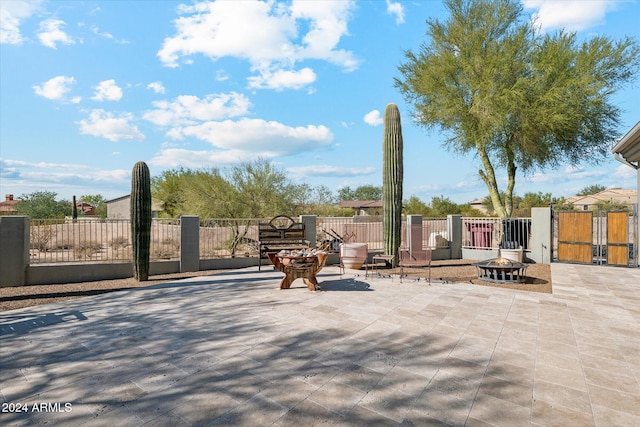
[74,241,102,259]
[110,236,130,250]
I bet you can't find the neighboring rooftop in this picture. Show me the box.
[0,194,20,213]
[565,188,637,209]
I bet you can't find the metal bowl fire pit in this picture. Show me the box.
[476,254,528,283]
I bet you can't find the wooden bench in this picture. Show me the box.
[258,215,309,270]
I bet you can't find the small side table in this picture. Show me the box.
[370,254,394,278]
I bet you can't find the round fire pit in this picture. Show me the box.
[476,256,528,283]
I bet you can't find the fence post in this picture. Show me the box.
[0,216,30,287]
[180,216,200,272]
[448,215,462,259]
[300,215,317,248]
[406,215,422,256]
[530,207,552,264]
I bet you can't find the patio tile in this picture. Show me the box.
[308,379,367,415]
[534,363,588,392]
[531,399,596,426]
[467,392,531,426]
[533,379,592,414]
[1,263,639,425]
[587,383,640,417]
[271,399,344,427]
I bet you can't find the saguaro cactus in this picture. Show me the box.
[72,195,78,220]
[383,103,404,266]
[131,161,152,281]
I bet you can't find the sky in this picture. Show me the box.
[1,0,639,205]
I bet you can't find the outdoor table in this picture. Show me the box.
[268,252,328,291]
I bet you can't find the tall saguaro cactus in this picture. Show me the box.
[131,161,152,281]
[383,103,404,266]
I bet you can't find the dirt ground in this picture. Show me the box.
[0,260,551,312]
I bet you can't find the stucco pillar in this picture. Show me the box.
[530,207,552,264]
[180,216,200,272]
[300,215,317,248]
[406,215,423,255]
[448,214,462,259]
[0,216,30,287]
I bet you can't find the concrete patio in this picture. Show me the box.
[1,263,638,426]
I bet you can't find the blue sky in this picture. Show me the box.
[1,0,639,205]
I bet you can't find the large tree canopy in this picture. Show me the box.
[395,0,639,218]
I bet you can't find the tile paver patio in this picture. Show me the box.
[1,263,638,426]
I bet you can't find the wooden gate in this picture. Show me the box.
[557,211,593,264]
[607,211,628,266]
[555,208,637,266]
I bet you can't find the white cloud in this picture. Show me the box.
[33,75,75,101]
[364,110,383,126]
[287,164,375,177]
[37,18,75,48]
[157,0,358,90]
[77,109,144,142]
[0,0,42,45]
[143,92,251,127]
[0,158,130,198]
[147,81,166,94]
[91,79,123,101]
[613,164,637,180]
[149,148,257,168]
[215,70,230,81]
[90,24,128,44]
[523,0,618,32]
[170,118,333,155]
[247,67,316,90]
[386,0,405,25]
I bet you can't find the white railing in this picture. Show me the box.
[461,217,531,250]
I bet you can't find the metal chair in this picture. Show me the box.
[398,247,432,284]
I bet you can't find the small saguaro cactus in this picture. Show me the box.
[383,103,404,266]
[131,161,152,281]
[72,195,78,220]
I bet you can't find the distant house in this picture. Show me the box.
[0,194,20,214]
[468,198,490,215]
[75,201,97,216]
[106,195,162,218]
[338,200,383,216]
[565,189,637,210]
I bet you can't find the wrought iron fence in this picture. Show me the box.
[199,218,259,259]
[28,215,458,264]
[29,218,181,264]
[317,216,449,251]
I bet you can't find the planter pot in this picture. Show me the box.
[340,243,368,270]
[500,247,523,263]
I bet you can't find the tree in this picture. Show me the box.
[337,185,383,201]
[404,195,432,216]
[577,184,606,196]
[16,191,71,219]
[430,195,462,216]
[151,167,196,217]
[517,191,552,216]
[395,0,640,218]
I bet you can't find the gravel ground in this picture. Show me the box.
[0,260,551,312]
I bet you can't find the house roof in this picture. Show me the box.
[0,194,20,212]
[338,200,383,209]
[612,121,640,167]
[565,189,637,206]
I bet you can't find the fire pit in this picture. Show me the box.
[476,254,528,283]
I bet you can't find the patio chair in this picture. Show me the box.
[398,246,432,284]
